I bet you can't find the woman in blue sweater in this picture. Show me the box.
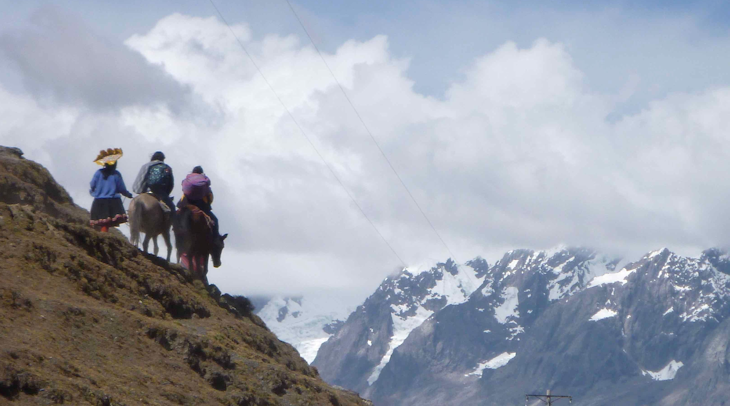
[90,151,133,232]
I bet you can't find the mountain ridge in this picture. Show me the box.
[314,245,730,405]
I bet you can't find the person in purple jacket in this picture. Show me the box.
[178,165,219,237]
[89,161,133,232]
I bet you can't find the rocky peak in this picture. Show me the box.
[0,146,24,158]
[614,248,730,325]
[0,145,87,224]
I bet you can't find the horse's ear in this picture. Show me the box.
[222,233,228,240]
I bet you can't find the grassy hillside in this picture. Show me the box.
[0,146,370,406]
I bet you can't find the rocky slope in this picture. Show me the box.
[316,246,730,405]
[0,146,371,406]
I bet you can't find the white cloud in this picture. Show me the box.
[0,5,189,110]
[3,11,730,305]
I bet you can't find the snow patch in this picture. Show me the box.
[551,256,575,274]
[298,337,331,362]
[508,325,524,339]
[590,308,617,321]
[680,303,711,322]
[548,271,577,301]
[494,287,519,324]
[429,264,483,306]
[548,254,614,301]
[663,307,674,316]
[588,267,636,288]
[367,263,487,385]
[368,306,433,385]
[642,360,683,381]
[466,353,517,376]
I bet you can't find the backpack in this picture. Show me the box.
[182,173,211,200]
[147,163,173,194]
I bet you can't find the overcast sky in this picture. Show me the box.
[2,0,730,308]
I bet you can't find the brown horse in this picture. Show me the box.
[128,193,173,261]
[173,204,227,279]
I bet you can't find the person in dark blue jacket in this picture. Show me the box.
[90,161,133,232]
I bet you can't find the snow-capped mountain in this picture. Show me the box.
[256,296,349,363]
[312,257,491,394]
[313,247,730,405]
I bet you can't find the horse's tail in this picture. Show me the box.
[129,197,142,247]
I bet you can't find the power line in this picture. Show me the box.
[207,0,407,267]
[282,0,459,263]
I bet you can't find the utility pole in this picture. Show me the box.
[525,390,572,405]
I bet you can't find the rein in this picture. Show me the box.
[183,205,215,230]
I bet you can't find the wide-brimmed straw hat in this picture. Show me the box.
[93,148,124,166]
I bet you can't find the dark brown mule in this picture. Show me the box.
[128,193,173,261]
[174,204,227,279]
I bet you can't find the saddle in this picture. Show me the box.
[147,192,171,213]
